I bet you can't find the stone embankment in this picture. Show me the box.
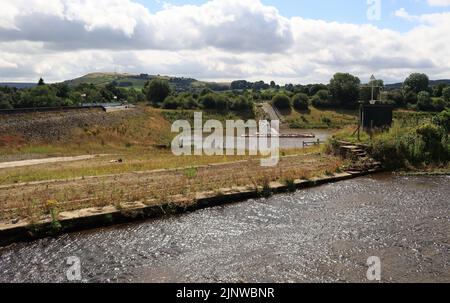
[335,140,382,173]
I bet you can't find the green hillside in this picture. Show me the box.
[64,72,230,92]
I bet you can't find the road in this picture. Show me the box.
[261,102,284,122]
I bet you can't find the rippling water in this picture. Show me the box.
[0,174,449,283]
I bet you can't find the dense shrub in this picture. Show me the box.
[370,121,449,169]
[0,99,13,109]
[385,90,405,107]
[271,94,291,110]
[0,92,13,109]
[180,96,198,109]
[432,108,450,132]
[403,90,418,104]
[215,95,228,111]
[231,97,253,111]
[308,84,328,96]
[311,90,336,108]
[200,93,217,109]
[417,91,432,111]
[162,96,181,109]
[432,98,446,112]
[443,87,450,102]
[292,93,309,111]
[145,79,171,106]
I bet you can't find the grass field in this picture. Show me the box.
[281,106,358,129]
[0,146,321,185]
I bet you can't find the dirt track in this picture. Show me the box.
[0,155,105,169]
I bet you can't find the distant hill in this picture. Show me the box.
[0,83,37,89]
[64,72,231,92]
[385,79,450,90]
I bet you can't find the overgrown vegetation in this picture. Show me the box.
[0,151,342,222]
[333,108,450,170]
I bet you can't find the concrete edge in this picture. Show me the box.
[0,169,382,247]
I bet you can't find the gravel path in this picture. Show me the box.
[0,155,104,169]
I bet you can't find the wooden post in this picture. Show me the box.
[358,104,362,141]
[370,120,374,141]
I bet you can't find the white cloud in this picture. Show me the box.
[395,8,419,21]
[427,0,450,6]
[0,0,449,84]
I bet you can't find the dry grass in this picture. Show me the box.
[0,146,321,185]
[283,107,358,129]
[0,151,342,222]
[0,106,173,158]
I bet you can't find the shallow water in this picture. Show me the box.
[0,173,449,283]
[180,129,333,151]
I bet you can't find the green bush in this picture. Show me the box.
[145,79,171,106]
[0,99,13,109]
[432,109,450,132]
[162,96,181,109]
[442,87,450,102]
[417,91,432,111]
[292,93,309,111]
[311,90,336,108]
[271,94,291,110]
[180,96,198,109]
[432,98,446,112]
[370,121,449,169]
[200,93,217,109]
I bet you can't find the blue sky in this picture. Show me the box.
[137,0,446,32]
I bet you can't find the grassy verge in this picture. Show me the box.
[282,106,358,129]
[0,148,341,222]
[0,146,320,185]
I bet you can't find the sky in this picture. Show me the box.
[0,0,450,84]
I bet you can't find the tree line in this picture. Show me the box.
[0,78,146,109]
[268,73,450,113]
[144,79,255,115]
[1,73,449,114]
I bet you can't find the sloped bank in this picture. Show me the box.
[0,169,380,247]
